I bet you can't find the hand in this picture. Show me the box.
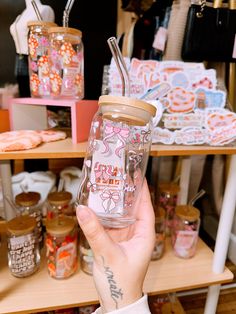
[76,179,155,313]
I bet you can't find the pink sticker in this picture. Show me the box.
[152,27,168,52]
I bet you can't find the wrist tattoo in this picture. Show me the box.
[101,256,123,308]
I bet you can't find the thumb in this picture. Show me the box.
[76,205,114,259]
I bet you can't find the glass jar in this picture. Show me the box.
[48,26,84,99]
[27,21,57,98]
[151,207,165,260]
[47,191,73,220]
[6,215,40,277]
[157,182,180,236]
[171,205,200,259]
[45,216,78,279]
[15,191,43,249]
[77,95,156,228]
[79,230,93,275]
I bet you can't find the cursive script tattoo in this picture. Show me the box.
[102,256,123,308]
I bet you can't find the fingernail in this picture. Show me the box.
[76,205,91,223]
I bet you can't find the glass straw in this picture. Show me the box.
[189,189,206,206]
[107,37,130,97]
[63,0,75,27]
[31,0,43,21]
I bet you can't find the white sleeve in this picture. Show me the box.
[92,294,151,314]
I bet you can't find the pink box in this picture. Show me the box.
[9,98,98,143]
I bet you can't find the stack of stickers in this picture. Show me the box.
[108,58,235,146]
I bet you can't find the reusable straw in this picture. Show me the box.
[107,36,130,97]
[189,189,206,206]
[31,0,43,21]
[63,0,75,27]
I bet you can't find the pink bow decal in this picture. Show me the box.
[100,189,121,212]
[141,130,151,144]
[103,123,130,157]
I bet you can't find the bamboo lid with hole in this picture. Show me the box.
[7,216,36,236]
[48,26,82,37]
[158,182,180,195]
[15,192,40,207]
[46,216,75,236]
[175,205,200,222]
[27,21,57,28]
[47,191,72,206]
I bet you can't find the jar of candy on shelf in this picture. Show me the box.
[27,21,57,97]
[79,229,93,275]
[151,207,166,260]
[171,205,200,259]
[45,216,78,279]
[15,191,43,249]
[157,182,180,236]
[46,191,73,220]
[48,26,84,99]
[7,215,40,277]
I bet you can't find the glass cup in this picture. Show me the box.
[77,95,156,228]
[152,207,166,260]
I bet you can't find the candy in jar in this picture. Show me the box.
[7,215,40,277]
[77,95,156,228]
[157,182,180,236]
[27,21,57,97]
[151,207,165,260]
[48,26,84,99]
[45,216,78,279]
[79,229,93,275]
[171,205,200,259]
[15,191,43,249]
[46,191,73,220]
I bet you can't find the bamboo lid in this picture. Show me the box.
[175,205,200,222]
[7,216,36,236]
[46,216,75,236]
[15,192,40,207]
[47,191,72,206]
[48,26,82,37]
[27,21,57,28]
[98,95,157,117]
[158,182,180,195]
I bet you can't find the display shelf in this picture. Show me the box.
[0,233,232,314]
[0,138,236,160]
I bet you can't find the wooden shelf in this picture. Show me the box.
[0,138,236,160]
[0,235,233,314]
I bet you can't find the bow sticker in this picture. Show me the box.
[100,189,121,212]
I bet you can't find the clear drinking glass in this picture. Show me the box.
[77,95,156,228]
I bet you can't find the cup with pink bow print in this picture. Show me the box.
[77,95,156,228]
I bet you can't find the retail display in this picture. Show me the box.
[46,191,73,219]
[171,205,200,259]
[77,94,156,228]
[27,21,57,97]
[48,27,84,99]
[45,216,78,279]
[15,191,43,249]
[181,0,236,62]
[6,215,40,277]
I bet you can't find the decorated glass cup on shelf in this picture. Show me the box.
[77,95,156,228]
[45,216,78,279]
[151,207,166,260]
[27,21,57,97]
[46,191,73,220]
[171,205,200,259]
[157,182,180,236]
[48,26,84,99]
[7,215,40,278]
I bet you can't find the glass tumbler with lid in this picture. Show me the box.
[77,95,156,228]
[47,191,73,220]
[7,215,40,277]
[48,26,84,99]
[45,216,78,279]
[27,21,57,97]
[171,205,200,259]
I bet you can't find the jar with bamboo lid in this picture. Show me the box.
[157,182,180,236]
[27,20,57,97]
[6,215,40,277]
[171,205,200,259]
[48,26,84,99]
[15,191,43,249]
[45,216,78,279]
[46,191,73,220]
[77,94,156,228]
